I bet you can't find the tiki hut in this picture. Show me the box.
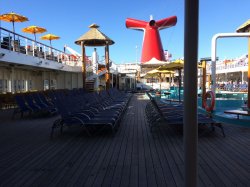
[75,24,114,90]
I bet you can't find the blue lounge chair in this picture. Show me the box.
[146,98,225,136]
[32,93,57,115]
[12,95,32,118]
[51,96,120,137]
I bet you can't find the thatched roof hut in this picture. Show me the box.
[236,19,250,32]
[75,24,114,46]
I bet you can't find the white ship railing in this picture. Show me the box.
[0,27,82,67]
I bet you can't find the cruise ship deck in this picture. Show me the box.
[0,93,249,186]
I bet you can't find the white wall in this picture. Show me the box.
[0,66,83,93]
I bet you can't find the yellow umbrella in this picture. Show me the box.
[158,59,202,101]
[147,69,160,75]
[0,12,28,33]
[40,34,60,46]
[147,69,174,75]
[157,59,184,101]
[22,25,47,42]
[158,59,184,71]
[158,59,202,70]
[146,69,174,92]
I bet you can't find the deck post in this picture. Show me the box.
[178,68,181,101]
[184,0,199,187]
[105,44,110,90]
[81,41,86,89]
[202,61,206,108]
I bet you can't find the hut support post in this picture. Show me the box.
[184,0,199,186]
[105,45,110,90]
[81,42,86,89]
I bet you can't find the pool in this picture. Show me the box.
[149,91,250,127]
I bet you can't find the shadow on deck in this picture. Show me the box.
[0,93,249,186]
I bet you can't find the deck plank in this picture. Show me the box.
[137,100,148,187]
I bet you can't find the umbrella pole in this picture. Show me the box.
[178,69,181,102]
[12,21,15,51]
[159,73,162,97]
[81,41,86,89]
[12,21,15,33]
[202,61,207,108]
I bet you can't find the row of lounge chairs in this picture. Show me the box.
[13,92,57,118]
[12,88,89,118]
[12,88,132,136]
[146,92,225,136]
[51,88,132,136]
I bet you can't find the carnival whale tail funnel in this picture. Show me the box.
[126,16,177,63]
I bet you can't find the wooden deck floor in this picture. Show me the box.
[0,93,249,187]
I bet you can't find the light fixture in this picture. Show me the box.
[0,53,5,58]
[36,61,42,65]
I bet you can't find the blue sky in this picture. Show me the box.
[1,0,249,64]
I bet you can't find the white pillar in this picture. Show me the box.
[25,80,28,91]
[171,74,174,86]
[11,67,14,93]
[92,48,99,90]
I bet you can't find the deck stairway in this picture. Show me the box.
[85,80,95,92]
[85,68,107,92]
[86,69,106,81]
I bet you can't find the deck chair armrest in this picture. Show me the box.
[71,112,91,120]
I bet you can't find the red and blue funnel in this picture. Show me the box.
[126,16,177,63]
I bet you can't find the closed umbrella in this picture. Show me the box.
[22,25,47,42]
